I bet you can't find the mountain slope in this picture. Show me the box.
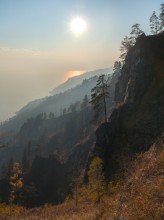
[0,33,163,210]
[0,76,101,132]
[88,32,164,180]
[0,69,119,183]
[0,134,163,219]
[0,69,112,133]
[17,68,112,116]
[115,133,164,220]
[50,68,112,95]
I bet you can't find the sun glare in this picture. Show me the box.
[66,70,86,79]
[70,17,87,37]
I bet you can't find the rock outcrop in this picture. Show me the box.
[88,32,164,180]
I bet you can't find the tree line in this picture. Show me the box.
[120,4,164,62]
[87,3,164,205]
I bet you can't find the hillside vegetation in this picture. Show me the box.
[0,5,164,219]
[0,135,163,220]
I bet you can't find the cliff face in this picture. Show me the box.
[90,32,164,179]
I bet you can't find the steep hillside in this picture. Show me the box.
[17,68,112,116]
[115,133,164,220]
[0,69,119,175]
[0,107,94,175]
[50,68,112,95]
[0,73,112,133]
[0,134,163,219]
[0,76,98,133]
[0,107,96,204]
[0,67,120,204]
[88,32,164,180]
[0,32,163,214]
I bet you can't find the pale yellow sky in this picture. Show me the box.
[0,47,118,122]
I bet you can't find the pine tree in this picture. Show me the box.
[1,163,9,179]
[130,23,144,45]
[22,142,31,173]
[8,158,14,179]
[159,4,164,31]
[62,108,67,115]
[21,183,37,207]
[120,36,133,61]
[88,157,106,203]
[113,61,122,76]
[81,95,89,109]
[9,162,23,203]
[48,112,55,119]
[68,102,80,113]
[150,11,160,34]
[90,75,109,123]
[43,112,47,120]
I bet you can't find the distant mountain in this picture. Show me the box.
[0,68,113,133]
[16,98,46,115]
[50,68,112,95]
[12,68,112,121]
[0,69,119,178]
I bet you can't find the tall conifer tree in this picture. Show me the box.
[159,4,164,31]
[88,157,106,203]
[150,11,160,34]
[90,75,109,123]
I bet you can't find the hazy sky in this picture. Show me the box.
[0,0,163,121]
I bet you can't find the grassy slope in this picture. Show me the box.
[0,135,163,220]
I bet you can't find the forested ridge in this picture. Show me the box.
[0,4,164,220]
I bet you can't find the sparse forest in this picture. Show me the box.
[0,2,164,220]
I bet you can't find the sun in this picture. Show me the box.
[70,17,87,37]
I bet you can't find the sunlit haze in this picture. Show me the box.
[0,0,163,121]
[66,70,86,79]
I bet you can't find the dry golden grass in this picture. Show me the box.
[0,137,163,220]
[0,194,121,220]
[0,202,103,220]
[115,138,164,220]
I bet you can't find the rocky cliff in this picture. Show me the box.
[89,32,164,180]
